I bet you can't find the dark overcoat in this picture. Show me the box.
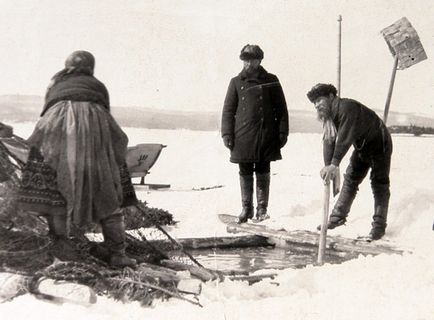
[324,98,392,167]
[221,66,289,163]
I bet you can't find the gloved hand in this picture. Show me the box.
[320,164,339,184]
[279,133,288,148]
[222,135,234,150]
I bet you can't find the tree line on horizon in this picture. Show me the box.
[0,94,433,133]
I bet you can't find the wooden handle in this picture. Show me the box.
[337,14,342,96]
[383,54,399,124]
[318,181,331,265]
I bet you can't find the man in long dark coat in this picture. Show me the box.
[221,44,289,223]
[307,83,393,240]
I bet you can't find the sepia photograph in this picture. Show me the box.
[0,1,433,319]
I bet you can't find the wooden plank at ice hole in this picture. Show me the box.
[87,228,271,250]
[220,214,404,256]
[381,17,427,70]
[160,260,217,282]
[152,234,271,249]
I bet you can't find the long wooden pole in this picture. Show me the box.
[318,181,331,265]
[317,15,342,266]
[383,54,399,124]
[337,14,342,96]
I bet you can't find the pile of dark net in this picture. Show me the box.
[0,144,205,306]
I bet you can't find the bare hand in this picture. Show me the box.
[320,164,339,183]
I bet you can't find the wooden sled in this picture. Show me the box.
[0,136,170,190]
[126,143,170,189]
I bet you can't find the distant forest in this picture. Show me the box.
[1,94,434,133]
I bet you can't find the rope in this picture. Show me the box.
[133,204,204,268]
[0,236,52,258]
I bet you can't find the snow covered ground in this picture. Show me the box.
[2,123,433,320]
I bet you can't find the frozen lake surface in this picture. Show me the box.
[2,123,433,320]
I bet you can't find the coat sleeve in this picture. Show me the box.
[323,140,335,165]
[272,76,289,135]
[331,103,360,166]
[221,78,238,137]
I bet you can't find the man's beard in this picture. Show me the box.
[244,66,259,75]
[316,108,331,122]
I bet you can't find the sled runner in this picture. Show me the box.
[218,214,404,257]
[126,143,170,189]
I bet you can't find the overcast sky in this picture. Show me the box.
[0,0,433,116]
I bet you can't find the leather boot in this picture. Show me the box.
[256,173,270,221]
[317,180,358,231]
[46,214,81,261]
[46,214,68,236]
[368,184,390,241]
[101,214,137,268]
[237,174,254,223]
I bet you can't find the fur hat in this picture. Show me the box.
[239,44,264,60]
[306,83,337,102]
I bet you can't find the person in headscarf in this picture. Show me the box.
[221,44,289,223]
[306,83,393,241]
[17,50,137,267]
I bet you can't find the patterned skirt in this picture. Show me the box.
[17,101,137,230]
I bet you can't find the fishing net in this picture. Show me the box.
[0,136,212,306]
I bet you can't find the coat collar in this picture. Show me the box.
[239,66,268,81]
[331,96,340,120]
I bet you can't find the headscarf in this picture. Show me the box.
[46,50,95,94]
[64,50,95,74]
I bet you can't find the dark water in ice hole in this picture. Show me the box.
[189,246,351,273]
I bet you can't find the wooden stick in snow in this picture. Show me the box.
[317,181,331,265]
